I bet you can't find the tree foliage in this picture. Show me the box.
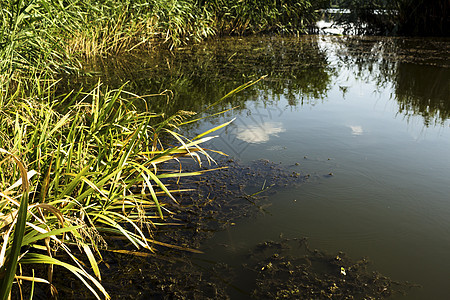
[336,0,449,36]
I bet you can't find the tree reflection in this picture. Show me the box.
[334,36,450,126]
[64,35,449,126]
[68,35,334,116]
[395,63,450,126]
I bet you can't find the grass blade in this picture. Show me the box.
[0,149,30,300]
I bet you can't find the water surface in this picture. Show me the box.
[84,35,450,299]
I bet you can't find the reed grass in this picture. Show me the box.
[1,0,328,81]
[207,0,327,35]
[0,0,295,297]
[0,77,252,298]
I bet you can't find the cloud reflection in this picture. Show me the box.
[348,125,363,136]
[236,122,285,143]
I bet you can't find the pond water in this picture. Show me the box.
[81,35,449,299]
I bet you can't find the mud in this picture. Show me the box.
[153,158,312,249]
[24,159,416,299]
[248,238,417,299]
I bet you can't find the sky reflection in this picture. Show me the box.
[236,122,285,143]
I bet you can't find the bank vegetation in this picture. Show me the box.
[1,0,445,298]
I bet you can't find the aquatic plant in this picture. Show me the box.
[0,0,328,297]
[0,0,76,80]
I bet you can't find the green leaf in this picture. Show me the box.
[20,253,110,300]
[21,226,81,246]
[0,150,29,300]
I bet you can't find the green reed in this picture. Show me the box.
[0,77,254,298]
[1,0,328,81]
[204,0,328,35]
[0,0,297,297]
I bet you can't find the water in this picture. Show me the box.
[199,85,450,299]
[84,35,450,299]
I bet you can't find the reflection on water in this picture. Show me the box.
[75,35,450,127]
[73,35,333,116]
[330,36,450,125]
[72,35,450,299]
[236,122,285,143]
[348,125,364,136]
[395,63,450,125]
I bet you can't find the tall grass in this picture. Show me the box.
[205,0,328,35]
[0,0,76,81]
[0,0,293,297]
[1,0,328,82]
[0,79,244,298]
[1,0,211,79]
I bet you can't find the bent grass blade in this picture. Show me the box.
[20,253,110,300]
